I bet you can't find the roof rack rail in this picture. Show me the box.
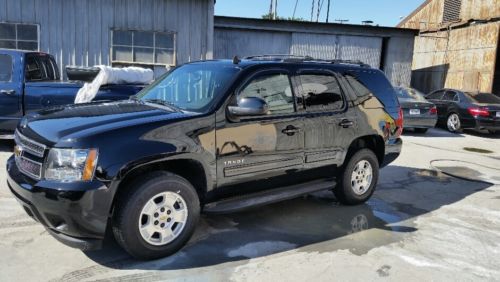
[244,54,314,62]
[243,55,370,67]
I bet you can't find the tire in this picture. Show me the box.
[334,149,379,205]
[488,130,498,135]
[446,113,462,133]
[414,128,428,134]
[112,171,200,260]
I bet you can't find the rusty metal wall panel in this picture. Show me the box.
[214,28,292,59]
[291,33,383,68]
[411,22,499,93]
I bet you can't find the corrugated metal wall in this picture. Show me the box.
[214,29,291,59]
[0,0,214,76]
[215,29,383,69]
[291,33,383,68]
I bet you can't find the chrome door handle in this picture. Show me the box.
[339,119,354,128]
[0,89,15,95]
[281,125,301,136]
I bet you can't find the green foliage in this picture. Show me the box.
[261,13,306,21]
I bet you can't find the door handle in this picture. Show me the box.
[339,119,354,128]
[281,125,301,136]
[0,89,15,96]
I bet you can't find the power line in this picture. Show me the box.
[316,0,321,22]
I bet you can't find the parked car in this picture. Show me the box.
[394,86,437,133]
[7,56,403,260]
[425,89,500,134]
[0,49,146,138]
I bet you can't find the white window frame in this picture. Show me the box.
[110,29,176,67]
[0,22,40,51]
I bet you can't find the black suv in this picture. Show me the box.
[7,56,403,260]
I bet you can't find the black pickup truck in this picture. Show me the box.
[7,55,403,260]
[0,49,144,137]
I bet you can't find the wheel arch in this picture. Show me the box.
[110,156,210,215]
[346,135,385,165]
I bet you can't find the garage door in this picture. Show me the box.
[291,33,383,68]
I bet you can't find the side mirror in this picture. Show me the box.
[228,97,269,116]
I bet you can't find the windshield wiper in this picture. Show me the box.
[143,99,182,112]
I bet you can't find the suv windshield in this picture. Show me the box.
[395,87,427,102]
[135,63,240,112]
[465,92,500,104]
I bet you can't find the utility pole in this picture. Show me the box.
[316,0,321,22]
[326,0,331,23]
[310,0,315,22]
[269,0,273,19]
[274,0,278,19]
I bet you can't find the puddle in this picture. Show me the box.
[431,160,500,185]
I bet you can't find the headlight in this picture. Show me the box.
[44,149,98,182]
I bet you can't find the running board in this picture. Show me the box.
[203,179,335,214]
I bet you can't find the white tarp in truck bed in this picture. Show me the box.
[74,65,154,104]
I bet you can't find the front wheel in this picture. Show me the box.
[447,113,461,133]
[112,172,200,260]
[334,149,379,205]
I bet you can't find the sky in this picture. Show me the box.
[215,0,425,27]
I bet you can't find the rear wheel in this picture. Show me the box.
[447,113,461,133]
[414,128,428,134]
[112,172,200,260]
[334,149,379,205]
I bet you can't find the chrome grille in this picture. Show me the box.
[14,130,46,158]
[15,155,42,180]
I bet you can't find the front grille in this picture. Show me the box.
[15,155,43,179]
[14,130,46,158]
[14,130,46,180]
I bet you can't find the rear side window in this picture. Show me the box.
[0,54,12,82]
[25,54,60,81]
[443,91,459,102]
[345,75,371,98]
[298,73,345,112]
[347,70,398,108]
[239,73,295,115]
[427,90,445,100]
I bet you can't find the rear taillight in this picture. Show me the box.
[396,108,404,137]
[429,106,437,115]
[468,107,490,117]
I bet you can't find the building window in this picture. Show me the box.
[0,23,39,51]
[111,30,175,67]
[443,0,462,23]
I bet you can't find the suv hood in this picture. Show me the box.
[21,100,197,144]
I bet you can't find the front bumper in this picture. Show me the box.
[6,156,113,250]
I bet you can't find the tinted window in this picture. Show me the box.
[299,73,344,111]
[239,73,294,115]
[0,54,12,82]
[348,70,398,108]
[443,91,458,102]
[25,55,43,81]
[345,74,371,98]
[427,90,445,100]
[465,93,500,104]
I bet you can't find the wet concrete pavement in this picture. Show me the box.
[0,128,499,281]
